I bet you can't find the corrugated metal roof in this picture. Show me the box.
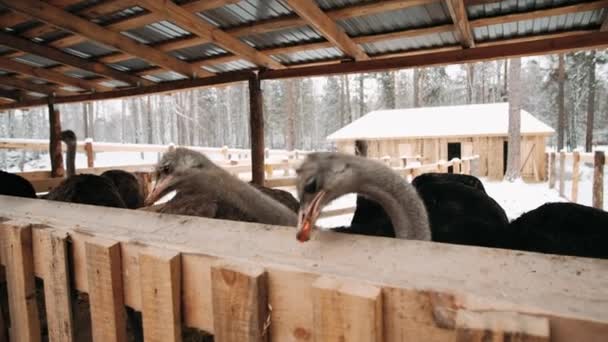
[203,59,256,73]
[92,6,145,25]
[13,54,61,68]
[271,47,344,64]
[362,31,459,56]
[63,41,116,58]
[199,0,293,28]
[474,9,606,42]
[241,26,323,49]
[467,0,582,19]
[143,71,188,83]
[123,20,191,44]
[110,58,151,72]
[170,43,228,61]
[64,69,99,79]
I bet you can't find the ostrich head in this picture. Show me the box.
[295,152,358,242]
[146,148,216,205]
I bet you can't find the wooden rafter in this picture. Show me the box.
[0,76,67,96]
[470,0,608,28]
[0,57,110,92]
[136,0,285,70]
[1,0,212,78]
[601,12,608,31]
[259,31,608,79]
[0,0,81,29]
[0,31,152,86]
[445,0,475,48]
[0,88,24,101]
[283,0,369,61]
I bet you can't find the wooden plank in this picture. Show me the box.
[1,197,608,341]
[139,248,181,342]
[249,74,265,186]
[312,276,382,342]
[571,151,581,203]
[4,0,209,79]
[559,151,566,198]
[211,261,269,342]
[592,151,605,209]
[549,152,556,188]
[85,237,127,342]
[0,71,252,110]
[84,140,94,168]
[0,221,41,342]
[0,57,109,92]
[137,0,284,70]
[0,76,62,95]
[0,31,151,87]
[283,0,369,61]
[33,228,74,342]
[48,105,65,178]
[445,0,475,48]
[470,0,608,28]
[259,31,608,79]
[455,310,549,342]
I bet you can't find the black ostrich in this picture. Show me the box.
[0,170,37,198]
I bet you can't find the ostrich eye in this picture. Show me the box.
[304,177,317,194]
[159,164,171,174]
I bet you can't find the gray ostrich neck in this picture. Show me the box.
[64,141,76,177]
[353,158,431,240]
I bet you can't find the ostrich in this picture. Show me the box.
[101,170,145,209]
[295,152,430,242]
[143,148,297,226]
[45,130,126,208]
[507,202,608,259]
[411,172,486,193]
[148,147,299,212]
[0,170,37,198]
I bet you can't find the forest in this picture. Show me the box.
[1,50,606,155]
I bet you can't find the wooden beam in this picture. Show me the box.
[445,0,475,48]
[0,75,62,95]
[0,71,253,109]
[284,0,369,61]
[0,88,23,101]
[48,101,64,178]
[0,221,41,342]
[137,0,285,70]
[601,12,608,31]
[470,0,608,28]
[211,261,269,342]
[455,310,550,341]
[249,73,265,186]
[259,31,608,79]
[34,228,75,342]
[0,31,152,86]
[2,0,211,78]
[0,57,110,92]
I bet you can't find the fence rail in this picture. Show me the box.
[547,150,605,209]
[0,196,605,341]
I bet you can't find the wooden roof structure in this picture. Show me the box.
[0,0,605,110]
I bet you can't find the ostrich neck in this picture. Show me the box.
[353,159,431,240]
[64,140,76,177]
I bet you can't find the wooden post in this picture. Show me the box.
[559,151,566,198]
[453,159,461,174]
[34,228,75,342]
[593,151,605,209]
[211,261,269,342]
[48,98,64,178]
[139,248,181,342]
[84,139,94,168]
[312,276,383,342]
[571,151,580,203]
[463,159,471,175]
[549,152,556,189]
[221,146,229,161]
[85,237,127,342]
[0,221,41,342]
[282,158,289,176]
[249,73,265,186]
[455,310,549,342]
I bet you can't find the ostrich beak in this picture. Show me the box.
[296,190,326,242]
[145,175,175,206]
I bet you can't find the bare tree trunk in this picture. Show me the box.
[413,68,420,107]
[495,60,502,102]
[481,63,486,103]
[505,57,522,181]
[146,96,154,144]
[503,59,508,99]
[285,79,296,150]
[358,74,365,118]
[120,100,126,143]
[585,51,596,152]
[344,75,353,120]
[557,54,566,151]
[466,63,475,104]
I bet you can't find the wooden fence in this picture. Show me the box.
[0,196,606,342]
[547,150,605,209]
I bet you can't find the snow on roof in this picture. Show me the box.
[327,103,555,141]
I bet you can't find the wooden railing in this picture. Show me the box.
[0,196,605,341]
[547,150,605,209]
